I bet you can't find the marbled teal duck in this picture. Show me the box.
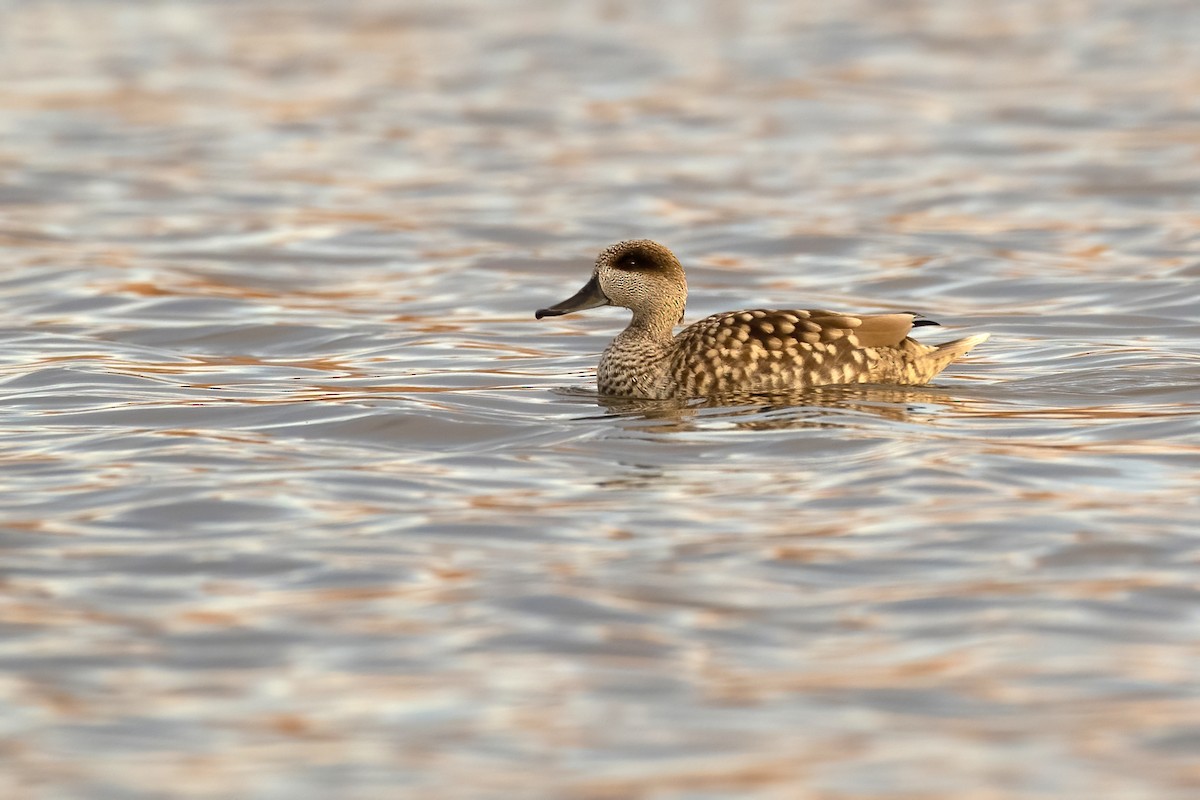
[535,239,989,399]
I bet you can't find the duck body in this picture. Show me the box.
[598,307,988,399]
[536,240,989,400]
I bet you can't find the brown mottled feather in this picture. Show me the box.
[535,240,990,399]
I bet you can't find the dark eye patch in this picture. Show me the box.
[613,247,664,271]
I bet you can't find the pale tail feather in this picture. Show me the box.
[935,332,990,359]
[924,332,990,376]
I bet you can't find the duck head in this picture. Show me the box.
[535,239,687,325]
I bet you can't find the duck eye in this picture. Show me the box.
[610,245,668,271]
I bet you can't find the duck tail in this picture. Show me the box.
[924,331,989,372]
[934,332,990,360]
[908,332,989,382]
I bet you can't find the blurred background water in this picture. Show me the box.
[1,1,1199,798]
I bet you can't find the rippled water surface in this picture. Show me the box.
[2,1,1199,798]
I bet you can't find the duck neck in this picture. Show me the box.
[600,307,678,398]
[623,303,681,343]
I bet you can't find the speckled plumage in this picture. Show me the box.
[535,240,990,400]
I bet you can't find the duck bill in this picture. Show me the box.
[535,276,610,319]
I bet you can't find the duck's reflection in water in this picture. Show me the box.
[571,384,980,433]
